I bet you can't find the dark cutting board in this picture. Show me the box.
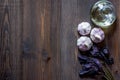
[0,0,119,80]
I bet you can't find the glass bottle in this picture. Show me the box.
[90,0,116,29]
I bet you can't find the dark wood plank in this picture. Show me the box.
[106,0,120,80]
[0,0,23,80]
[22,0,52,80]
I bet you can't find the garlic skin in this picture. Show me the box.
[77,36,93,51]
[90,28,105,43]
[78,22,92,35]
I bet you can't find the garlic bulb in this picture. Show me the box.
[90,28,105,43]
[78,22,92,35]
[77,36,93,51]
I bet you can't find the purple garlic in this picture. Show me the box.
[77,36,93,51]
[90,28,105,43]
[78,22,92,35]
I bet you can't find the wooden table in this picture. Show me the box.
[0,0,119,80]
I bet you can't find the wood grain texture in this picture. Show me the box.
[0,0,119,80]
